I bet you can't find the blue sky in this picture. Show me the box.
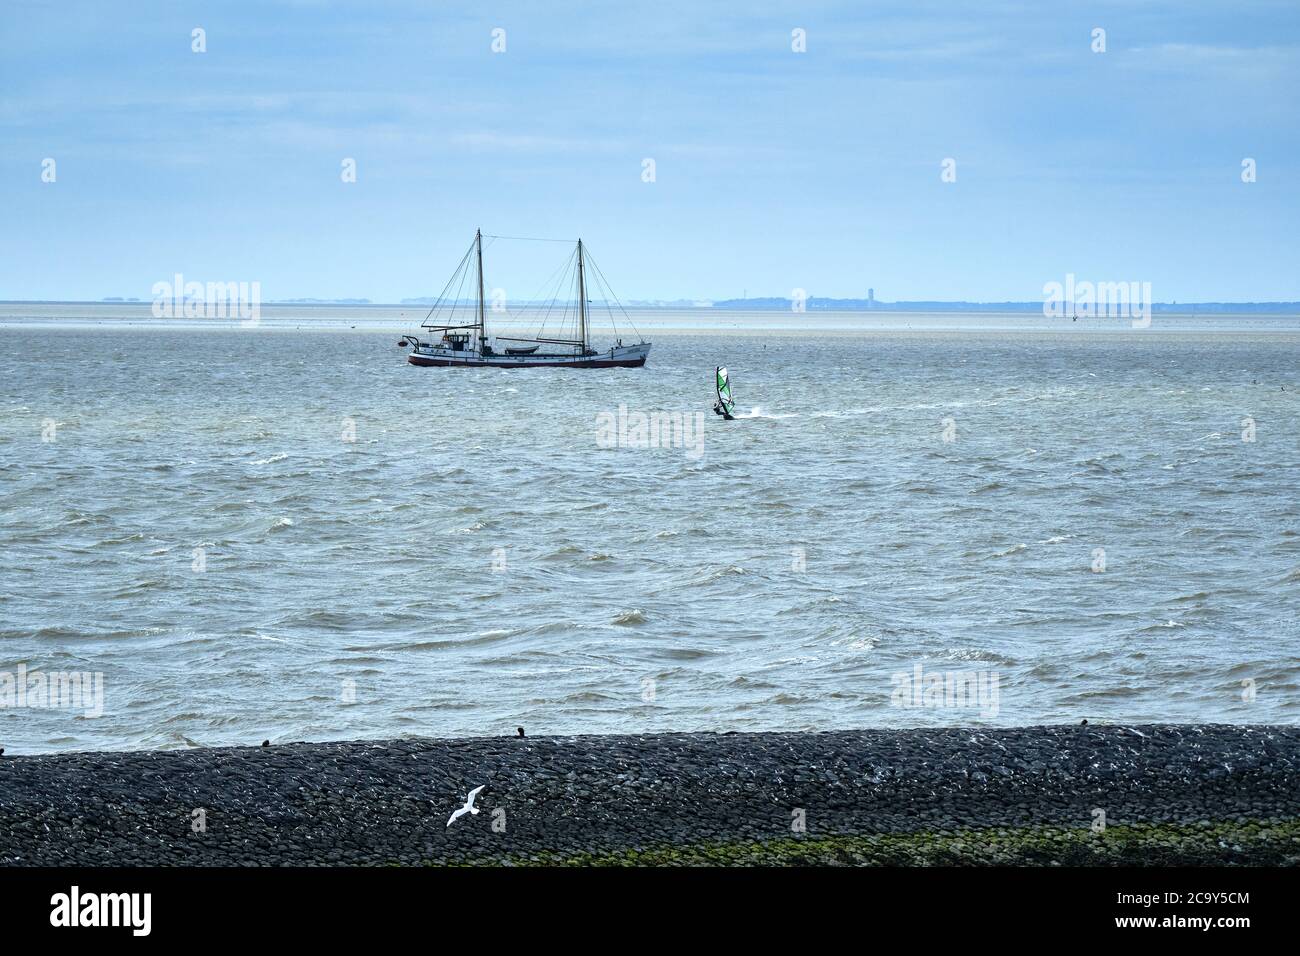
[2,1,1297,302]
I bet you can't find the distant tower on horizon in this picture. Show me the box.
[867,288,875,309]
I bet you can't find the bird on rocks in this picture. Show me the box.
[447,785,486,827]
[0,747,5,757]
[1080,719,1088,726]
[516,726,525,738]
[261,740,270,747]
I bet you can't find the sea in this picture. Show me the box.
[1,303,1298,752]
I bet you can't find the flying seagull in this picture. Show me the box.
[446,785,486,828]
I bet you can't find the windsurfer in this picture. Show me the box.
[714,366,737,420]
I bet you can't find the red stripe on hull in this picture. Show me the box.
[408,355,647,369]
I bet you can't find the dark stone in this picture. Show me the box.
[0,725,1296,866]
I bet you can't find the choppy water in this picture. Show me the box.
[2,306,1298,752]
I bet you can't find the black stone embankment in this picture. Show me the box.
[1,725,1298,866]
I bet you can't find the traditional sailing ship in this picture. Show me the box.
[399,230,650,368]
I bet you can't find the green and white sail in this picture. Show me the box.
[716,366,735,416]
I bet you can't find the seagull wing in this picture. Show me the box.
[447,805,468,827]
[466,785,485,809]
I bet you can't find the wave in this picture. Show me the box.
[734,406,798,419]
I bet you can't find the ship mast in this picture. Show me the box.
[576,237,588,353]
[475,228,486,349]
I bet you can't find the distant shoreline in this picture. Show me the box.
[4,299,1300,315]
[6,317,1300,338]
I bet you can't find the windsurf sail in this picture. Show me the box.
[716,366,735,417]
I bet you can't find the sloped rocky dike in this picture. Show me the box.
[1,725,1297,866]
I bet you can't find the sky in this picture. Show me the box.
[2,0,1298,302]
